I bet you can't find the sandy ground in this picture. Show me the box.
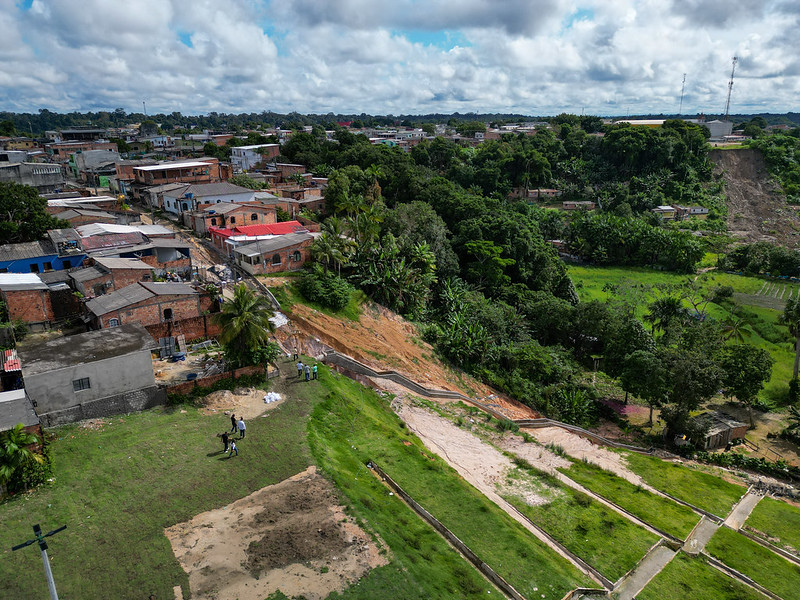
[199,386,285,420]
[165,467,388,600]
[521,426,647,487]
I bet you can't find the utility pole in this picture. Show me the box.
[12,523,67,600]
[143,100,147,117]
[724,56,738,122]
[678,73,686,116]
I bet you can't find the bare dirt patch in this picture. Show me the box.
[199,387,284,420]
[278,296,538,420]
[522,426,646,487]
[711,148,800,247]
[165,467,388,600]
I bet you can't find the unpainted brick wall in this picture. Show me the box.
[2,289,54,323]
[166,365,263,395]
[144,314,221,342]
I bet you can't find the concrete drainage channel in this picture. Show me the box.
[367,460,610,600]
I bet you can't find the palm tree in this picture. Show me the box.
[781,296,800,379]
[0,424,43,495]
[722,312,746,343]
[212,284,275,367]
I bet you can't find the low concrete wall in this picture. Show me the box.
[368,461,527,600]
[703,553,783,600]
[323,350,654,455]
[737,527,800,567]
[39,386,166,427]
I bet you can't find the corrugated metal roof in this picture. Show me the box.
[139,282,197,296]
[234,233,313,257]
[165,182,253,198]
[93,257,153,270]
[0,273,48,291]
[85,283,154,315]
[80,232,146,251]
[0,240,56,262]
[134,161,212,171]
[70,266,106,282]
[234,221,306,236]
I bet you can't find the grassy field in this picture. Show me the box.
[0,383,315,599]
[706,525,800,599]
[745,496,800,554]
[636,553,767,600]
[309,370,593,599]
[568,265,795,401]
[621,452,746,518]
[0,360,592,600]
[502,462,659,582]
[560,460,700,540]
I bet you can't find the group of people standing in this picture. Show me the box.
[219,414,246,457]
[296,360,318,381]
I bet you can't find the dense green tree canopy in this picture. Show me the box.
[0,182,69,244]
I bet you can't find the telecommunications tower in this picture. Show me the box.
[723,56,738,121]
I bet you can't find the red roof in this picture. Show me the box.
[233,221,307,236]
[208,226,235,238]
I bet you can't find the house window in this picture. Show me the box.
[181,202,188,211]
[164,308,173,320]
[30,264,40,273]
[210,217,217,226]
[271,253,281,266]
[108,318,120,327]
[73,377,91,392]
[216,200,221,203]
[63,260,72,269]
[230,217,236,224]
[251,213,258,221]
[43,262,53,271]
[292,251,302,262]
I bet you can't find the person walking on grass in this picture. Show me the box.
[312,364,318,380]
[221,431,229,453]
[228,439,238,457]
[237,417,246,439]
[296,360,304,377]
[304,364,310,381]
[230,414,237,433]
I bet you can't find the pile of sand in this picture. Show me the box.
[166,467,388,600]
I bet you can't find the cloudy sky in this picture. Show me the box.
[1,0,798,116]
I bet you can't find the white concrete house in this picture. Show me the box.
[162,182,256,215]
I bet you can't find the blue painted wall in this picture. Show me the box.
[0,254,87,273]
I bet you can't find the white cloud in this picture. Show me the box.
[0,0,797,115]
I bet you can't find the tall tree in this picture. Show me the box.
[0,182,68,244]
[212,285,275,368]
[781,296,800,379]
[620,350,667,423]
[718,344,775,427]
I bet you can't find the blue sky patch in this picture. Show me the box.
[564,8,595,29]
[177,30,193,48]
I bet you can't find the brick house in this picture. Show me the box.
[69,257,154,298]
[232,233,314,275]
[130,158,233,201]
[84,281,211,330]
[186,202,277,235]
[162,181,255,216]
[208,220,310,255]
[0,273,54,328]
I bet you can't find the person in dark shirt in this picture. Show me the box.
[230,414,237,433]
[221,431,229,453]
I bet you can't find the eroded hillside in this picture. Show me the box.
[711,147,800,247]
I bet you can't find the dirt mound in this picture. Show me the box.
[711,148,800,247]
[277,296,538,419]
[165,467,388,600]
[201,387,284,419]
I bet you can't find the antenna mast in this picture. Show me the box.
[678,73,686,116]
[724,56,738,121]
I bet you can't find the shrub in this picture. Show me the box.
[298,268,353,311]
